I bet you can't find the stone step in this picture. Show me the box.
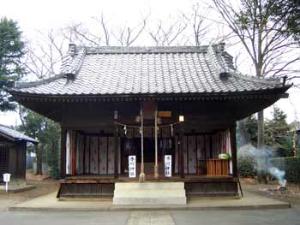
[113,182,186,205]
[114,190,186,197]
[114,182,184,190]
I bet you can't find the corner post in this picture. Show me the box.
[230,123,237,177]
[139,106,145,182]
[71,131,77,176]
[154,109,159,178]
[60,127,67,178]
[179,124,184,178]
[114,124,119,178]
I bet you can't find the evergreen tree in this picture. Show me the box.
[265,106,290,145]
[264,106,292,156]
[19,109,60,177]
[241,106,292,155]
[237,116,258,147]
[271,0,300,41]
[0,18,25,111]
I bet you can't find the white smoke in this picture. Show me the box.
[238,144,287,187]
[268,167,287,187]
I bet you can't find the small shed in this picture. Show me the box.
[0,125,38,181]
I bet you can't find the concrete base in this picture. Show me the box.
[113,182,186,205]
[9,191,291,211]
[0,184,35,193]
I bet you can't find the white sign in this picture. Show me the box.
[164,155,172,177]
[128,155,136,178]
[3,173,10,182]
[3,173,11,192]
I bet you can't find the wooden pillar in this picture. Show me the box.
[71,131,77,176]
[139,107,145,182]
[154,109,159,178]
[179,124,184,178]
[60,127,67,178]
[230,123,238,177]
[114,125,119,178]
[66,130,71,175]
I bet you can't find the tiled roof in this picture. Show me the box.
[0,125,38,143]
[10,44,286,97]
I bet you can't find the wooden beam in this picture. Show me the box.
[60,127,67,178]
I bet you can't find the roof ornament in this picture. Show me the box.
[216,42,225,53]
[219,71,231,80]
[63,46,86,81]
[68,43,77,57]
[282,76,287,86]
[208,43,232,80]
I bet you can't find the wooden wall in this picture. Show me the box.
[0,145,9,181]
[74,133,117,176]
[0,141,26,181]
[67,128,232,177]
[59,100,239,178]
[175,130,231,175]
[9,142,27,179]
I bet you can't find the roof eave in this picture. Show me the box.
[9,85,291,102]
[0,132,38,144]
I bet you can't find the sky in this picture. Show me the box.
[0,0,299,126]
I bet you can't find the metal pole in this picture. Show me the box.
[154,109,159,178]
[139,107,145,182]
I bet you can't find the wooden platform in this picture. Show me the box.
[62,175,236,183]
[57,175,238,198]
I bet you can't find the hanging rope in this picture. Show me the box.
[114,121,180,129]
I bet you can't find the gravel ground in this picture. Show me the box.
[0,176,59,211]
[241,178,300,206]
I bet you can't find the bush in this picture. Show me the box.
[271,157,300,183]
[238,155,257,177]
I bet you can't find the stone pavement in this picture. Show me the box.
[9,190,290,211]
[1,207,300,225]
[127,211,175,225]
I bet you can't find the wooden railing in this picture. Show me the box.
[198,159,230,176]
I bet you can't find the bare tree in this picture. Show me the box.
[62,10,209,47]
[65,13,148,47]
[22,30,68,175]
[98,13,110,46]
[212,0,300,148]
[25,30,67,79]
[113,19,147,46]
[148,5,211,46]
[148,18,189,46]
[62,23,102,47]
[189,3,209,46]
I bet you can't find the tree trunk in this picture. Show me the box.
[237,119,250,146]
[36,144,43,175]
[257,110,268,183]
[292,130,297,158]
[257,110,264,149]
